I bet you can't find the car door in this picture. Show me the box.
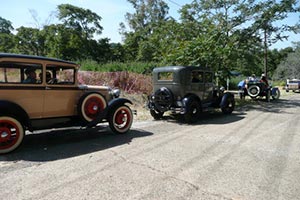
[42,65,80,118]
[189,70,205,100]
[203,72,214,103]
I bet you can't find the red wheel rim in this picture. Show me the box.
[114,108,131,130]
[84,96,105,120]
[0,120,20,150]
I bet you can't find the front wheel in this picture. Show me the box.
[272,89,280,100]
[221,95,235,114]
[109,105,133,134]
[0,116,24,154]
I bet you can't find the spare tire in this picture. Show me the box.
[78,92,107,123]
[247,85,260,98]
[153,87,173,112]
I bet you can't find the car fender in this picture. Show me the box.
[87,98,132,127]
[182,95,201,113]
[0,100,32,131]
[220,92,234,108]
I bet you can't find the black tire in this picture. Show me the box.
[247,85,260,98]
[153,87,173,112]
[272,89,280,100]
[184,100,201,123]
[78,93,107,123]
[221,95,235,114]
[266,90,271,102]
[150,109,164,120]
[0,116,24,154]
[108,105,133,134]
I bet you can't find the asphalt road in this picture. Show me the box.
[1,93,300,200]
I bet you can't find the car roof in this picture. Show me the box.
[0,53,77,65]
[153,66,213,73]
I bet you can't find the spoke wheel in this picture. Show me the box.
[0,116,24,154]
[109,105,133,134]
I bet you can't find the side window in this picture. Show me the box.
[158,72,173,81]
[191,71,203,83]
[204,72,213,83]
[0,62,42,84]
[46,65,75,84]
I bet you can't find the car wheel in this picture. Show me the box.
[109,105,133,134]
[221,95,235,114]
[150,109,164,120]
[272,89,280,100]
[266,90,271,102]
[78,93,107,123]
[0,116,24,154]
[184,100,201,123]
[247,85,260,98]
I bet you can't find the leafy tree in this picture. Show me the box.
[121,0,170,61]
[0,17,15,52]
[273,42,300,80]
[247,0,300,77]
[15,26,46,55]
[57,4,103,39]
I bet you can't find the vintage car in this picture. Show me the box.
[286,79,300,92]
[147,66,235,123]
[239,80,280,101]
[0,53,134,154]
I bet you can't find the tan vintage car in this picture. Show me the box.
[0,53,134,154]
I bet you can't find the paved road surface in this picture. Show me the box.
[1,93,300,200]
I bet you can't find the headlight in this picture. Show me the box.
[112,89,120,98]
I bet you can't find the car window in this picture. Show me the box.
[46,65,75,84]
[191,71,203,83]
[158,72,173,81]
[0,62,42,84]
[204,72,213,83]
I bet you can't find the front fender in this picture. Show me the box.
[220,92,234,108]
[87,98,133,127]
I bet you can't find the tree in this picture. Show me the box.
[273,43,300,80]
[0,17,15,52]
[57,4,103,40]
[248,0,300,77]
[15,26,46,55]
[121,0,170,61]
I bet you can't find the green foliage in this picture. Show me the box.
[79,60,162,74]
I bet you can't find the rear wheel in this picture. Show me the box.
[184,100,201,123]
[109,105,133,134]
[0,116,24,154]
[150,109,164,120]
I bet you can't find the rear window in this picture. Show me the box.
[158,72,173,81]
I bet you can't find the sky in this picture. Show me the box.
[0,0,299,49]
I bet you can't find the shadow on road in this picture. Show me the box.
[3,127,153,162]
[238,96,300,113]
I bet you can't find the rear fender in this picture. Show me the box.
[0,100,32,131]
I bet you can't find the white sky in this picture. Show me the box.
[0,0,299,49]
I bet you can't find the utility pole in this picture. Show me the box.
[264,28,268,78]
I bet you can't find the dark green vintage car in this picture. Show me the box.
[147,66,235,123]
